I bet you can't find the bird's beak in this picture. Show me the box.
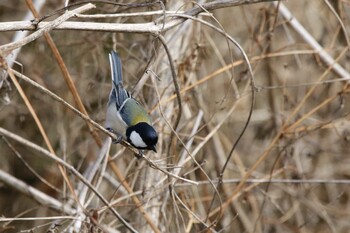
[151,146,157,153]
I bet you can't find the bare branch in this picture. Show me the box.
[0,3,96,56]
[275,2,350,79]
[0,169,76,215]
[0,0,277,34]
[0,127,138,233]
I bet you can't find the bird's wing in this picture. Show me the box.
[119,98,152,126]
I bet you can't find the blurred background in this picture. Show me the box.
[0,0,350,232]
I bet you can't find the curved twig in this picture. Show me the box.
[165,11,256,225]
[0,127,138,233]
[156,35,183,156]
[10,69,139,154]
[0,1,278,34]
[323,0,350,49]
[0,3,95,56]
[150,68,223,231]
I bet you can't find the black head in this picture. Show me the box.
[126,122,158,152]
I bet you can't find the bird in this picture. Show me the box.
[105,50,158,153]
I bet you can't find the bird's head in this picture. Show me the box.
[126,122,158,152]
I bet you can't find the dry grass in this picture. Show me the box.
[0,0,350,232]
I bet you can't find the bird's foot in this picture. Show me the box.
[135,150,144,160]
[106,128,123,144]
[112,135,123,144]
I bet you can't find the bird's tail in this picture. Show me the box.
[109,51,129,108]
[109,51,123,86]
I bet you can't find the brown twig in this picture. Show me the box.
[0,127,138,233]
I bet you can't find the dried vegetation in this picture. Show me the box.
[0,0,350,232]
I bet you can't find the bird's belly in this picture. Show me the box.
[105,104,127,139]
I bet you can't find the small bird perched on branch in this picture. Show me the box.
[105,50,158,152]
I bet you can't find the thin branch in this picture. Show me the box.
[174,178,350,187]
[0,1,277,34]
[4,0,46,69]
[25,0,103,149]
[0,3,96,56]
[0,21,160,33]
[1,49,83,219]
[75,10,212,18]
[275,2,350,79]
[0,216,80,222]
[142,156,198,185]
[157,35,182,153]
[2,137,62,194]
[10,68,139,154]
[0,127,138,233]
[167,10,256,224]
[174,110,204,177]
[0,169,76,215]
[150,68,222,230]
[209,48,350,220]
[10,68,195,231]
[323,0,350,49]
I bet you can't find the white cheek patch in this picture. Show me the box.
[130,131,147,148]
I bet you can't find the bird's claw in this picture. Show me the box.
[135,150,144,159]
[112,136,123,144]
[106,128,123,144]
